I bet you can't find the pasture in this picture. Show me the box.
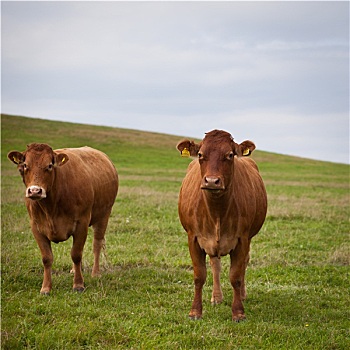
[1,114,349,349]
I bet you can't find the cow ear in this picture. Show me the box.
[176,140,200,158]
[8,151,24,165]
[235,140,256,157]
[55,153,69,167]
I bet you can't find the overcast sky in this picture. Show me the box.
[2,1,349,164]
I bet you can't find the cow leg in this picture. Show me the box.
[209,256,223,304]
[229,237,250,322]
[188,235,207,320]
[32,226,53,294]
[36,236,53,295]
[241,248,250,301]
[71,225,88,292]
[91,213,110,277]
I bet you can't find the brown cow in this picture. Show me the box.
[8,143,118,294]
[177,130,267,321]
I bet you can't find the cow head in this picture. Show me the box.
[8,143,69,200]
[177,130,255,192]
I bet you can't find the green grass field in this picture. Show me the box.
[1,114,349,349]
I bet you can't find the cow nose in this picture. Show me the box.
[205,176,220,185]
[26,185,46,199]
[201,176,224,190]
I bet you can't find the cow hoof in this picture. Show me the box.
[40,290,50,296]
[189,315,202,321]
[211,296,223,305]
[73,286,85,293]
[189,311,202,320]
[232,314,246,322]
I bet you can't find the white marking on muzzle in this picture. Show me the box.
[26,185,47,199]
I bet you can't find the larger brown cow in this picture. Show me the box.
[177,130,267,321]
[8,143,118,294]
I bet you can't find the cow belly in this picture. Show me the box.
[197,235,238,257]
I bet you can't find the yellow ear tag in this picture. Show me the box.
[181,148,190,157]
[61,157,66,163]
[243,148,250,156]
[13,156,19,164]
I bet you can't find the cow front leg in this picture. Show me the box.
[188,235,206,320]
[71,227,88,292]
[40,241,53,295]
[33,231,53,294]
[209,256,223,304]
[229,237,250,322]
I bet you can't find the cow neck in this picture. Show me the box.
[35,195,55,217]
[202,187,233,220]
[35,184,59,217]
[202,190,234,258]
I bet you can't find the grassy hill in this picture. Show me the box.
[1,114,349,349]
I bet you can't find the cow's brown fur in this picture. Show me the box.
[8,143,118,294]
[177,130,267,321]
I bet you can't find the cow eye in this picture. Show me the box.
[227,152,234,160]
[19,164,27,175]
[198,152,203,159]
[47,163,53,171]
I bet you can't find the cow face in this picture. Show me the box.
[177,130,255,192]
[8,143,69,200]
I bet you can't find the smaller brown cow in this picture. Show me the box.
[177,130,267,321]
[8,143,118,294]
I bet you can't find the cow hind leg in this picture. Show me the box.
[241,250,250,301]
[229,237,250,322]
[91,213,110,277]
[209,256,223,304]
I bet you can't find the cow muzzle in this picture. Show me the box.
[201,176,225,191]
[26,185,47,200]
